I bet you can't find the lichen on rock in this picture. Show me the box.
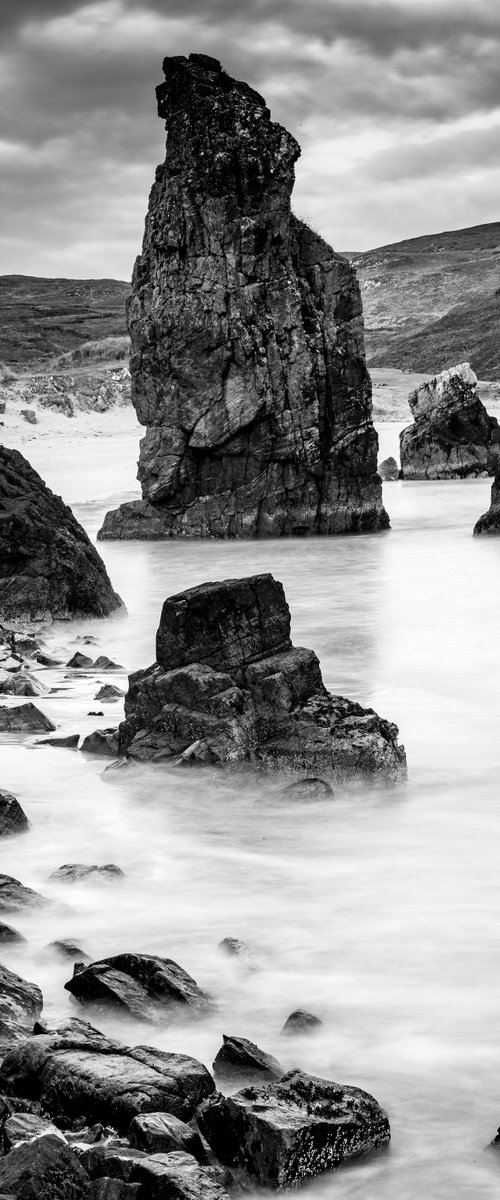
[99,53,387,540]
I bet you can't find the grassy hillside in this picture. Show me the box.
[351,222,500,380]
[0,275,129,370]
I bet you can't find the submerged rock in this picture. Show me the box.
[198,1068,390,1187]
[0,445,123,621]
[49,864,124,884]
[64,953,212,1022]
[119,574,406,783]
[0,922,26,944]
[399,362,500,479]
[99,53,387,542]
[281,1009,322,1036]
[212,1035,284,1085]
[0,790,29,837]
[0,874,48,913]
[0,1019,215,1133]
[473,469,500,534]
[0,961,43,1047]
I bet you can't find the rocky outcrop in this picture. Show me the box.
[0,446,123,621]
[0,1019,215,1133]
[119,574,406,783]
[64,953,212,1022]
[99,53,387,541]
[399,362,500,479]
[198,1068,390,1187]
[473,469,500,534]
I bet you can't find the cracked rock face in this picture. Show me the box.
[99,52,387,540]
[118,573,406,783]
[400,362,500,479]
[0,445,123,621]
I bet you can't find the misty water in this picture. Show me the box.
[3,421,500,1198]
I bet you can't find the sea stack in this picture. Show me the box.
[99,53,387,540]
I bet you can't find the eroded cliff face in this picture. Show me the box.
[99,53,387,540]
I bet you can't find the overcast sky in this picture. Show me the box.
[2,0,500,280]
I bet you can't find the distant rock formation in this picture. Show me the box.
[400,363,500,479]
[0,446,123,621]
[0,367,130,419]
[99,52,387,540]
[378,456,400,481]
[473,470,500,534]
[118,573,406,782]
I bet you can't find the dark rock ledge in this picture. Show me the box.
[117,573,406,783]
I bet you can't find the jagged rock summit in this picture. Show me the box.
[118,573,406,782]
[400,362,500,479]
[99,52,387,540]
[0,445,123,621]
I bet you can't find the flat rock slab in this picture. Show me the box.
[0,874,48,913]
[213,1035,283,1084]
[0,704,56,733]
[198,1067,391,1188]
[0,962,43,1047]
[0,1133,89,1199]
[36,734,80,749]
[82,1146,229,1200]
[0,1020,215,1134]
[64,953,212,1022]
[0,791,29,837]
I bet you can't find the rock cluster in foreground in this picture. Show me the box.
[99,52,388,541]
[473,469,500,534]
[399,362,500,479]
[0,446,123,621]
[119,573,406,782]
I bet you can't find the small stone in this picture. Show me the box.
[20,408,37,424]
[280,1009,323,1035]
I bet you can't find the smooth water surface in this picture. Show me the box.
[2,422,500,1198]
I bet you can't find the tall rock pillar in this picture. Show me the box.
[99,53,388,540]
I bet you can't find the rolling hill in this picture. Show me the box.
[0,275,129,370]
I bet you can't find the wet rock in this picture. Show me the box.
[2,1111,65,1152]
[36,652,62,667]
[82,1145,229,1200]
[95,684,124,702]
[0,962,43,1047]
[80,729,119,756]
[0,875,48,913]
[64,953,212,1023]
[278,777,334,800]
[99,54,387,542]
[217,938,252,961]
[45,940,88,960]
[66,652,93,669]
[212,1035,283,1085]
[473,468,500,534]
[0,791,29,837]
[36,734,80,749]
[119,574,406,783]
[88,711,104,717]
[49,865,124,884]
[280,1009,322,1036]
[0,446,123,622]
[0,704,56,733]
[198,1067,390,1187]
[0,1019,215,1133]
[0,1134,89,1199]
[400,362,500,479]
[128,1112,206,1160]
[378,456,400,481]
[0,673,49,698]
[91,657,123,672]
[0,924,26,945]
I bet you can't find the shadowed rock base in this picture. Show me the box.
[99,53,387,541]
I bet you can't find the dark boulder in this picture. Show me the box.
[2,1112,65,1152]
[0,1134,89,1199]
[0,445,123,621]
[198,1068,390,1187]
[378,456,400,481]
[0,924,26,945]
[474,469,500,534]
[0,792,29,837]
[128,1112,205,1160]
[49,865,124,884]
[64,953,212,1022]
[99,54,387,542]
[0,704,55,733]
[81,1146,229,1200]
[212,1035,283,1084]
[0,673,48,698]
[0,962,43,1047]
[95,684,124,702]
[280,1009,322,1036]
[0,875,48,913]
[66,653,93,669]
[92,658,123,672]
[36,651,62,667]
[119,575,407,783]
[45,940,88,960]
[0,1020,215,1133]
[400,362,500,479]
[80,730,119,757]
[36,734,80,749]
